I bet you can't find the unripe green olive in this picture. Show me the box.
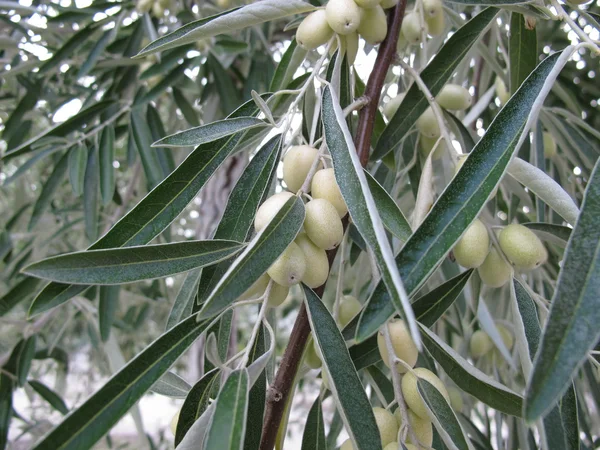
[329,32,359,65]
[383,443,398,450]
[397,33,408,51]
[401,12,426,45]
[338,295,361,327]
[423,0,442,17]
[216,0,230,7]
[357,6,388,45]
[296,9,334,50]
[325,0,363,35]
[383,93,405,121]
[416,107,440,139]
[152,2,165,17]
[354,0,382,7]
[402,368,450,419]
[469,330,493,358]
[543,131,557,158]
[394,409,433,446]
[241,273,270,299]
[305,336,322,369]
[377,319,418,373]
[267,282,290,308]
[295,233,329,288]
[254,192,295,232]
[241,273,289,307]
[419,135,445,160]
[453,219,490,269]
[380,0,398,7]
[137,0,153,13]
[321,369,330,390]
[311,168,348,218]
[283,145,321,192]
[436,84,472,111]
[340,439,354,450]
[170,409,180,436]
[372,407,399,447]
[267,242,307,286]
[495,77,510,105]
[447,386,464,412]
[477,247,512,287]
[499,224,548,270]
[304,199,344,250]
[496,324,514,351]
[425,11,445,36]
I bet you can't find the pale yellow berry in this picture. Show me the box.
[357,6,388,45]
[453,219,490,269]
[419,135,445,160]
[267,242,307,286]
[340,438,355,450]
[170,409,180,436]
[495,77,510,105]
[499,224,548,271]
[394,409,433,446]
[354,0,382,7]
[477,247,512,288]
[416,107,440,139]
[325,0,363,35]
[304,199,344,250]
[447,386,464,412]
[383,93,405,121]
[296,10,334,50]
[254,192,295,232]
[469,330,493,358]
[423,0,442,17]
[543,131,557,158]
[338,295,361,327]
[266,282,290,308]
[377,320,418,373]
[295,233,329,288]
[401,12,426,44]
[305,337,322,369]
[283,145,321,192]
[436,84,472,111]
[311,168,348,218]
[373,407,399,447]
[402,368,450,420]
[425,11,445,36]
[380,0,398,7]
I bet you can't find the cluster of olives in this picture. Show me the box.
[137,0,170,17]
[398,0,445,48]
[452,215,547,288]
[470,324,514,361]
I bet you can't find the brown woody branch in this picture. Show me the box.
[259,4,406,449]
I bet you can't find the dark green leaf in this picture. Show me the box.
[151,371,191,398]
[39,23,98,74]
[270,38,307,92]
[130,109,164,189]
[83,146,100,242]
[77,28,114,78]
[367,366,394,405]
[0,277,41,316]
[243,324,267,450]
[172,88,200,127]
[28,151,69,230]
[99,126,116,206]
[509,13,537,92]
[0,371,13,450]
[523,222,572,246]
[99,285,120,342]
[166,270,202,330]
[68,144,87,197]
[301,397,326,450]
[3,81,41,142]
[349,335,380,370]
[28,380,69,415]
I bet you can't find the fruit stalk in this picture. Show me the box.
[259,4,408,449]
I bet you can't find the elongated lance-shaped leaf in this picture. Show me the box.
[204,369,250,450]
[367,366,395,404]
[166,270,202,330]
[301,396,326,450]
[99,285,120,342]
[150,371,191,398]
[525,158,600,422]
[509,13,537,93]
[136,0,316,57]
[28,97,266,317]
[373,8,498,160]
[130,108,164,189]
[31,313,212,450]
[83,146,100,242]
[303,285,381,450]
[24,240,244,285]
[0,276,41,316]
[0,366,14,449]
[68,144,87,197]
[99,125,115,206]
[199,196,305,319]
[523,222,572,246]
[349,335,381,370]
[28,380,69,415]
[420,325,523,416]
[356,51,564,342]
[153,117,268,148]
[28,151,69,230]
[418,379,473,450]
[270,38,307,92]
[322,86,420,349]
[243,323,267,450]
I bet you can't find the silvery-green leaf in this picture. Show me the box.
[509,12,537,93]
[68,144,87,197]
[99,126,115,206]
[98,285,120,342]
[28,380,69,415]
[28,151,69,230]
[269,38,307,92]
[477,298,515,369]
[0,277,41,317]
[151,371,191,398]
[166,270,202,330]
[301,397,326,450]
[523,222,571,246]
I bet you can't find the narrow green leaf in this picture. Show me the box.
[303,285,381,450]
[349,335,380,370]
[135,61,192,106]
[3,81,41,143]
[199,196,305,319]
[24,240,244,285]
[166,270,202,330]
[16,335,37,387]
[0,371,13,450]
[322,85,419,347]
[301,397,326,450]
[151,371,191,398]
[130,109,164,189]
[77,28,114,78]
[243,324,267,450]
[270,38,307,92]
[356,51,564,342]
[28,151,69,230]
[136,0,316,57]
[99,285,120,342]
[28,380,69,415]
[39,24,98,74]
[99,126,116,206]
[172,88,200,127]
[559,384,579,450]
[509,13,537,93]
[525,159,600,421]
[367,366,395,405]
[68,144,87,197]
[0,277,41,316]
[140,46,193,80]
[373,8,498,160]
[83,146,100,242]
[523,222,571,246]
[31,313,212,450]
[204,369,250,450]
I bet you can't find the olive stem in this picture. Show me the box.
[298,142,328,195]
[342,96,369,117]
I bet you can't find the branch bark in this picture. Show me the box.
[259,4,406,449]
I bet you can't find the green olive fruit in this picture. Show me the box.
[543,131,557,158]
[436,84,472,111]
[296,9,334,50]
[394,409,433,446]
[241,273,270,299]
[416,107,440,139]
[338,295,361,327]
[477,247,512,287]
[372,407,399,447]
[419,135,445,160]
[137,0,153,13]
[397,33,408,51]
[380,0,398,7]
[266,282,290,308]
[254,192,295,232]
[423,0,442,17]
[401,12,426,44]
[304,199,344,250]
[402,368,450,419]
[216,0,230,7]
[383,93,405,120]
[425,11,445,36]
[267,242,307,286]
[377,319,418,373]
[447,387,464,412]
[357,6,388,45]
[170,409,180,436]
[321,369,330,390]
[383,443,398,450]
[295,233,329,288]
[453,219,490,268]
[311,168,348,217]
[152,2,165,17]
[499,224,548,270]
[283,145,321,192]
[355,0,382,7]
[496,324,514,351]
[495,76,510,105]
[345,32,360,64]
[325,0,363,35]
[305,337,322,369]
[340,439,355,450]
[469,330,493,358]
